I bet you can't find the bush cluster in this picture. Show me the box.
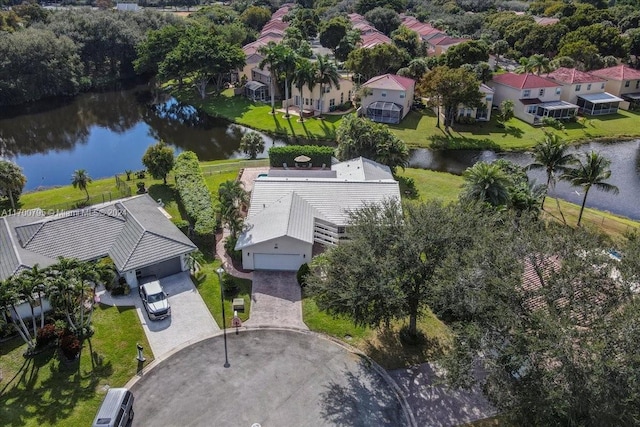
[59,333,81,360]
[174,151,216,237]
[296,263,310,288]
[268,145,335,168]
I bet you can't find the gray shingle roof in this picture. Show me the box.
[0,195,196,279]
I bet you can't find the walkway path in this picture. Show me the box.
[244,270,308,329]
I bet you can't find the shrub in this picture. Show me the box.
[296,263,310,287]
[541,116,565,131]
[268,145,335,167]
[111,277,130,296]
[36,324,59,348]
[224,234,242,262]
[136,170,146,179]
[59,333,81,360]
[136,181,146,194]
[174,151,216,238]
[222,273,238,296]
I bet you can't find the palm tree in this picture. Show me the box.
[461,162,511,207]
[258,42,282,115]
[239,131,265,160]
[528,54,552,76]
[279,45,298,118]
[218,180,249,238]
[0,160,26,210]
[293,58,317,122]
[71,169,92,201]
[528,134,575,214]
[0,277,37,351]
[561,151,619,226]
[315,55,340,116]
[21,264,50,330]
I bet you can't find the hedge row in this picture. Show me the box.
[174,151,216,237]
[268,145,335,168]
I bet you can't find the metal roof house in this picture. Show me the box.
[0,194,197,286]
[235,158,401,271]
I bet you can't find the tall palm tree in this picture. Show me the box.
[461,162,511,207]
[258,42,282,115]
[71,169,92,201]
[279,45,298,118]
[561,151,619,226]
[315,55,340,116]
[21,264,50,330]
[293,58,317,122]
[0,277,37,350]
[528,54,552,75]
[0,160,26,210]
[528,134,575,213]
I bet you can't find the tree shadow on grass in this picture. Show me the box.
[320,359,408,427]
[502,125,524,138]
[361,327,447,370]
[429,134,501,151]
[285,116,297,138]
[271,113,287,136]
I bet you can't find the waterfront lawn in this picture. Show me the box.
[172,88,344,141]
[398,168,464,203]
[390,110,640,151]
[193,257,252,326]
[0,305,152,427]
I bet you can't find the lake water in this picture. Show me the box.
[1,83,638,220]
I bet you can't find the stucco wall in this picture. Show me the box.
[242,236,312,270]
[361,84,414,119]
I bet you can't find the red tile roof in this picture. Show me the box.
[492,73,560,89]
[428,36,468,46]
[534,16,559,25]
[542,68,605,85]
[360,32,392,48]
[590,64,640,81]
[363,74,415,91]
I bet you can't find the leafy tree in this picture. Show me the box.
[560,23,627,58]
[142,140,175,184]
[319,16,350,51]
[417,66,483,129]
[364,7,401,36]
[0,160,26,210]
[561,151,619,226]
[345,44,407,81]
[290,8,319,39]
[239,131,265,160]
[12,1,48,25]
[528,133,575,214]
[240,6,271,31]
[445,40,489,68]
[627,28,640,68]
[308,199,485,338]
[315,55,340,115]
[283,26,313,58]
[355,0,407,14]
[335,115,409,173]
[460,162,511,207]
[71,169,92,201]
[558,40,602,71]
[474,62,493,84]
[491,39,509,65]
[396,57,430,80]
[334,28,362,62]
[550,55,576,70]
[293,58,317,122]
[190,5,238,25]
[497,99,514,124]
[134,24,184,75]
[391,25,421,58]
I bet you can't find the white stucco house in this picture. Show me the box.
[489,73,579,125]
[360,74,416,124]
[235,158,401,271]
[457,83,494,122]
[0,194,197,288]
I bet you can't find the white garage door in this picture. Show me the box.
[253,253,302,271]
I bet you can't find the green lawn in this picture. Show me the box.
[193,258,252,326]
[0,305,152,426]
[171,88,344,141]
[398,168,464,203]
[388,109,640,151]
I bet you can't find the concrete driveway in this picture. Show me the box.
[245,270,307,329]
[137,272,219,358]
[129,329,413,426]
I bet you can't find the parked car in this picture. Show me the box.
[92,388,134,427]
[138,276,170,320]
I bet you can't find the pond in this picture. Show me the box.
[1,83,638,220]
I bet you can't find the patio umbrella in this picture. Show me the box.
[294,155,311,162]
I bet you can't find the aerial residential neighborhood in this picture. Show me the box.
[1,0,640,426]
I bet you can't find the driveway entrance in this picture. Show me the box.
[245,271,307,329]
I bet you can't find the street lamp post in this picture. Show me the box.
[216,266,230,368]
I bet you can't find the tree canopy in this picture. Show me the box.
[142,140,175,184]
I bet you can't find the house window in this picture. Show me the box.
[601,83,605,89]
[575,84,581,92]
[305,98,309,105]
[556,87,561,95]
[295,95,300,105]
[486,96,493,102]
[316,99,321,110]
[527,105,537,114]
[348,90,351,99]
[329,99,335,107]
[636,81,640,89]
[399,91,406,99]
[625,81,630,87]
[587,83,592,90]
[340,92,344,104]
[337,226,346,234]
[381,91,387,97]
[539,88,545,97]
[523,89,531,97]
[324,85,331,93]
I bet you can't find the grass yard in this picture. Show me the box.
[303,296,451,369]
[389,109,640,151]
[0,305,152,427]
[193,257,252,327]
[398,168,464,203]
[172,88,344,141]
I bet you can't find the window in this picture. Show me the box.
[556,87,561,95]
[523,89,531,97]
[539,88,545,97]
[316,99,321,109]
[527,105,537,114]
[305,98,309,105]
[348,90,351,99]
[601,83,605,89]
[625,81,630,87]
[340,93,344,104]
[337,226,346,234]
[399,91,406,99]
[295,95,299,105]
[486,96,493,102]
[381,91,387,97]
[324,85,331,93]
[587,84,591,90]
[575,84,581,92]
[637,81,640,89]
[329,99,335,107]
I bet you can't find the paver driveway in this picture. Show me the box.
[244,270,308,329]
[137,272,219,357]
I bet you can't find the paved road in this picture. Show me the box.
[129,329,412,426]
[245,270,308,329]
[137,272,219,357]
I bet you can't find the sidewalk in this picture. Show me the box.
[215,228,252,280]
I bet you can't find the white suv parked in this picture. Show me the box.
[138,276,171,320]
